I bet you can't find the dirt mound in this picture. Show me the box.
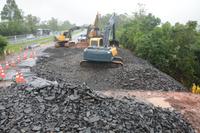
[0,83,194,132]
[31,47,185,91]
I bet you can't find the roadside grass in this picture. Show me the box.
[2,30,83,58]
[4,36,54,53]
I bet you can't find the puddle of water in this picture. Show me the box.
[17,58,36,67]
[147,97,172,108]
[0,45,54,88]
[0,81,13,87]
[5,70,17,81]
[26,76,58,88]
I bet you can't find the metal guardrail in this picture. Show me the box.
[6,33,58,44]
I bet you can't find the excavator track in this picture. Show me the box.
[80,60,123,68]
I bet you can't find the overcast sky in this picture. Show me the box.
[0,0,200,25]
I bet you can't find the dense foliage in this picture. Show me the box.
[97,11,200,87]
[0,0,75,36]
[117,13,200,87]
[1,0,22,21]
[0,35,8,54]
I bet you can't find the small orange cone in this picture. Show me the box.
[23,52,27,60]
[19,73,26,83]
[5,61,10,70]
[15,72,20,83]
[0,70,6,79]
[17,56,21,63]
[30,51,33,58]
[11,60,16,67]
[0,64,2,70]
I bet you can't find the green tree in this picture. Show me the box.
[25,14,40,33]
[48,18,58,31]
[38,21,49,29]
[135,21,200,86]
[1,0,23,21]
[120,13,160,50]
[117,9,200,87]
[0,21,29,36]
[59,20,75,31]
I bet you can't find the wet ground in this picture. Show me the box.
[0,43,54,88]
[29,45,200,132]
[0,42,199,132]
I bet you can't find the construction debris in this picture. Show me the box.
[0,83,194,132]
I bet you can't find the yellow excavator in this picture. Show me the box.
[80,13,123,68]
[54,26,80,48]
[87,13,103,45]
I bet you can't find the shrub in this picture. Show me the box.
[0,35,8,55]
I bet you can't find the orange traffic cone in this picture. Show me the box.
[19,73,26,83]
[11,60,16,67]
[0,70,6,79]
[30,51,33,58]
[15,72,20,83]
[23,52,27,60]
[5,61,10,70]
[17,56,21,63]
[0,64,2,70]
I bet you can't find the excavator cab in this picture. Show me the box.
[89,38,103,47]
[54,26,81,48]
[55,31,72,47]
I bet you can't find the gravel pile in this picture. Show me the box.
[31,47,185,91]
[0,83,194,133]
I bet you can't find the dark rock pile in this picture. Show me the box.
[0,83,194,133]
[31,48,186,91]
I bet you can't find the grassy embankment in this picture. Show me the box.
[4,36,54,54]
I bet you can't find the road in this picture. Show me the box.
[72,29,87,43]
